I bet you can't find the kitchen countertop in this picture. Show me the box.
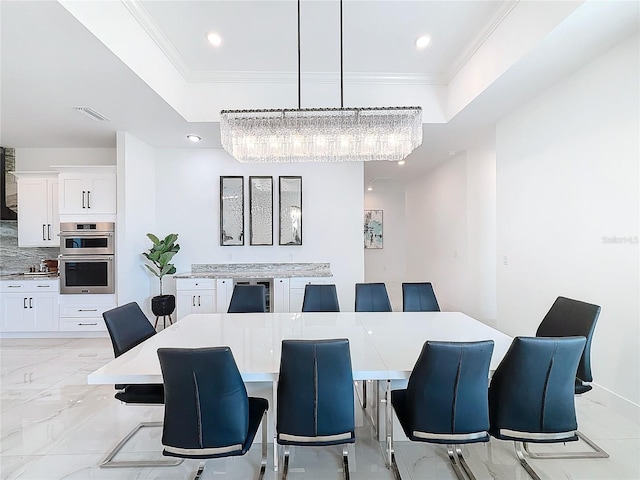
[0,273,59,281]
[174,262,332,279]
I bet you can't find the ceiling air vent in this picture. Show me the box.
[74,106,109,122]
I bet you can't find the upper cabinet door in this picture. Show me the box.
[59,173,116,215]
[16,175,59,247]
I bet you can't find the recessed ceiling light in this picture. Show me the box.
[207,32,222,46]
[367,186,373,191]
[187,135,201,143]
[448,151,456,156]
[397,160,406,166]
[415,35,431,49]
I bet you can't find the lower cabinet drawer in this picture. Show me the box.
[59,318,107,332]
[60,303,116,318]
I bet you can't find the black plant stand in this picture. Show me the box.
[151,294,176,330]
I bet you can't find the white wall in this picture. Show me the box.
[15,148,115,170]
[496,34,639,406]
[405,138,497,323]
[115,133,157,318]
[152,148,364,311]
[364,183,406,311]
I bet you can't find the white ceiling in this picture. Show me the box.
[1,1,638,185]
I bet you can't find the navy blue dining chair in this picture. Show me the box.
[355,282,392,312]
[227,284,267,313]
[531,296,608,458]
[488,336,586,480]
[389,340,494,480]
[301,284,340,312]
[102,302,181,468]
[158,347,269,480]
[402,282,440,312]
[276,339,355,479]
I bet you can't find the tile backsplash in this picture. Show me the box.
[0,221,59,274]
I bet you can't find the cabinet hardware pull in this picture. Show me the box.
[48,224,52,240]
[43,224,47,241]
[77,309,98,312]
[29,298,33,308]
[87,190,91,208]
[37,285,50,288]
[78,323,97,326]
[192,296,196,307]
[82,191,86,208]
[7,285,20,288]
[23,297,27,309]
[198,295,201,306]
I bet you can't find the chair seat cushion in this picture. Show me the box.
[276,431,355,447]
[391,390,489,445]
[163,397,269,459]
[115,384,164,404]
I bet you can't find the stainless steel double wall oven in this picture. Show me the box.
[58,222,115,294]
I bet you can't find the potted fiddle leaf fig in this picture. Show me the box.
[143,233,180,328]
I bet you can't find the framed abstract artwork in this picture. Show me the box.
[279,176,302,245]
[364,210,383,249]
[249,176,273,246]
[220,176,244,246]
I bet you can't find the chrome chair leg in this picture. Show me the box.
[100,421,183,468]
[455,446,477,480]
[446,445,467,480]
[281,446,290,480]
[193,461,206,480]
[258,411,268,480]
[342,446,350,480]
[514,441,543,480]
[523,430,609,459]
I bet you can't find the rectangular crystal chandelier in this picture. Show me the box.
[220,106,422,163]
[220,0,423,163]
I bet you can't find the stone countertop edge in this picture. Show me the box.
[0,274,60,281]
[174,262,332,279]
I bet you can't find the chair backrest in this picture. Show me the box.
[536,296,600,383]
[103,302,156,358]
[277,339,354,445]
[405,340,494,439]
[402,282,440,312]
[355,283,392,312]
[301,284,340,312]
[157,347,249,457]
[488,336,586,442]
[227,284,267,313]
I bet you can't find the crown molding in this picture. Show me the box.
[122,0,193,79]
[443,0,520,83]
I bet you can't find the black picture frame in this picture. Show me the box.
[279,176,302,246]
[220,176,244,246]
[249,176,273,246]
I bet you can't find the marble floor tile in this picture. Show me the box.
[1,338,638,480]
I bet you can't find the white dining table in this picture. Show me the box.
[88,311,513,470]
[88,311,512,384]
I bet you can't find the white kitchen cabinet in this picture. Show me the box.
[57,167,116,215]
[272,278,290,313]
[58,294,115,332]
[215,279,234,313]
[176,279,217,320]
[12,173,59,247]
[0,280,59,332]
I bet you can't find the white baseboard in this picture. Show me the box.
[589,382,640,422]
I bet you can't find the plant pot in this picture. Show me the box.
[151,294,176,317]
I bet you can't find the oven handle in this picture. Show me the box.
[58,255,114,261]
[59,231,113,237]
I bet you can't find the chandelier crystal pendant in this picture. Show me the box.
[220,1,422,163]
